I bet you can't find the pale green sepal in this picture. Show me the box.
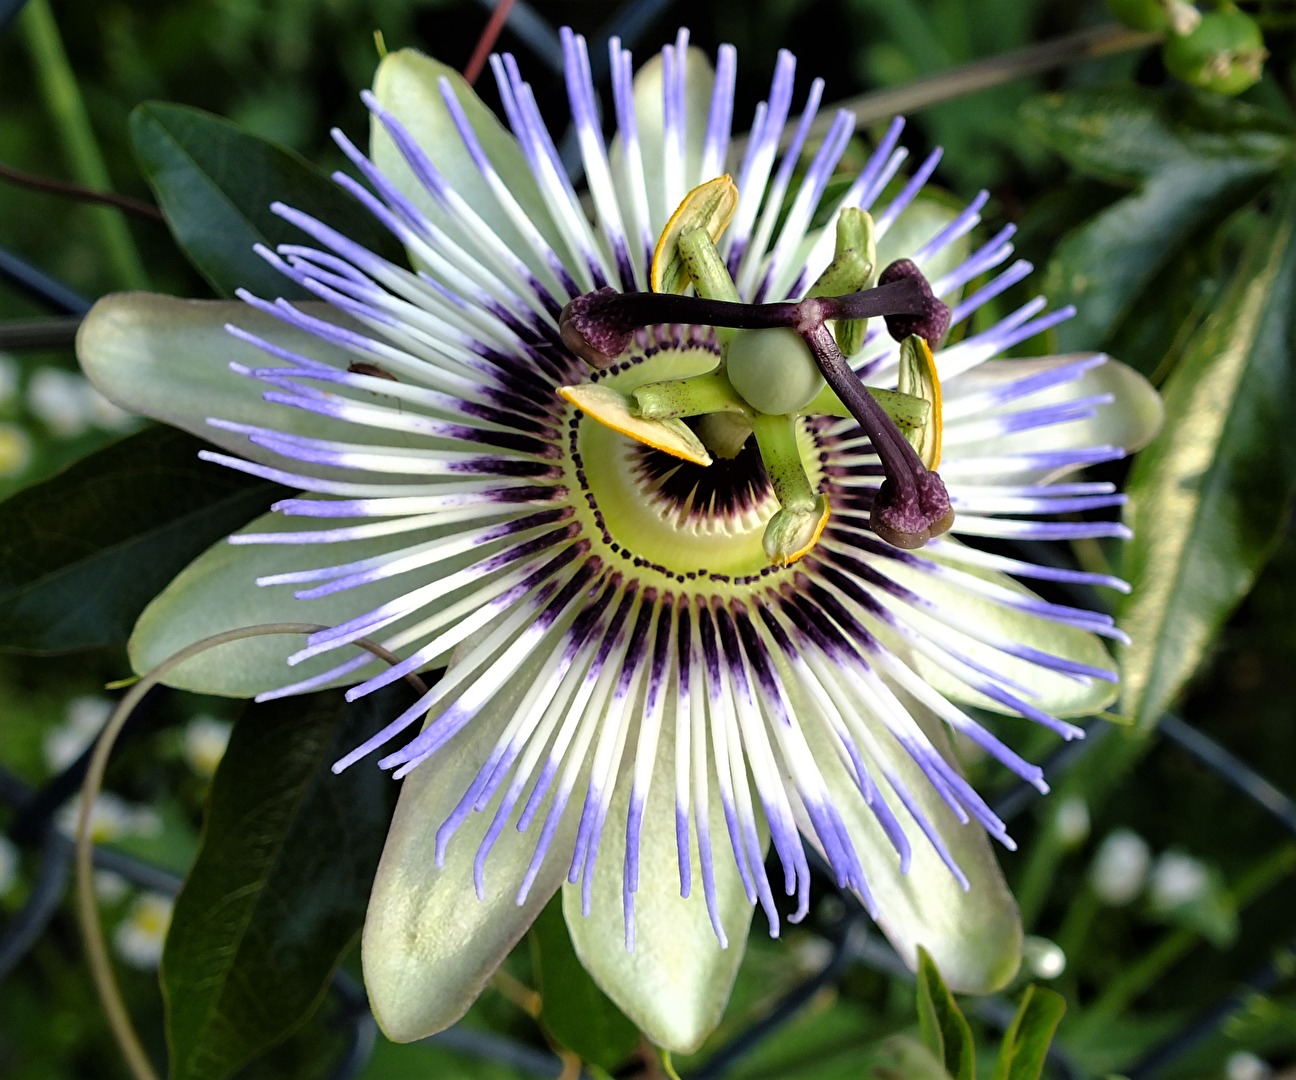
[792,682,1023,994]
[76,293,422,473]
[867,542,1118,718]
[129,510,465,696]
[562,728,755,1054]
[610,47,716,231]
[944,356,1163,482]
[364,646,582,1042]
[370,49,572,287]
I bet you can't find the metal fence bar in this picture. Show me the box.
[0,243,92,315]
[0,0,28,39]
[1160,714,1296,835]
[1125,933,1296,1079]
[470,0,564,72]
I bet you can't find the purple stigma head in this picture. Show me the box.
[878,259,951,345]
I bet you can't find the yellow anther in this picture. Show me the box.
[897,335,943,469]
[558,383,713,466]
[651,175,740,294]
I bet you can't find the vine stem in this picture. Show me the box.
[18,0,150,290]
[737,22,1162,155]
[0,160,164,221]
[75,624,428,1080]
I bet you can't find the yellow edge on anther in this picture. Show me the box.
[920,337,943,470]
[559,384,713,467]
[774,498,831,568]
[651,175,740,294]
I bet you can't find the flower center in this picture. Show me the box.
[558,181,957,565]
[566,330,809,584]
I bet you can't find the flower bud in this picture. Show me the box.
[1022,935,1066,980]
[1164,9,1266,95]
[1089,829,1151,906]
[1106,0,1199,34]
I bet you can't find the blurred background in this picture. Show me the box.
[1,1,1295,1078]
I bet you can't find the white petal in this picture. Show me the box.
[76,294,390,474]
[364,642,581,1041]
[129,510,480,696]
[792,677,1023,993]
[562,710,754,1054]
[610,44,717,234]
[370,50,570,288]
[944,355,1164,481]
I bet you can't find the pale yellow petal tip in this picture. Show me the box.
[898,335,943,470]
[763,496,831,567]
[560,383,713,466]
[651,175,739,294]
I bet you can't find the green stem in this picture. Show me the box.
[806,383,931,430]
[1053,885,1100,978]
[1013,815,1068,932]
[734,23,1161,157]
[633,372,751,420]
[752,412,816,511]
[20,0,149,290]
[1081,842,1296,1025]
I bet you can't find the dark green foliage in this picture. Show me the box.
[130,102,401,299]
[162,687,406,1080]
[0,426,281,654]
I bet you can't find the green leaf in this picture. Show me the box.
[0,426,281,655]
[1027,88,1288,353]
[529,897,639,1071]
[916,947,976,1080]
[1027,87,1288,353]
[863,1035,957,1080]
[130,101,400,299]
[162,686,406,1080]
[989,986,1066,1080]
[1042,164,1273,353]
[1119,187,1296,729]
[1022,87,1291,185]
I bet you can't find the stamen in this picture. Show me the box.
[751,412,830,565]
[797,317,953,550]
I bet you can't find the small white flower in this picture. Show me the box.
[113,892,174,969]
[27,368,95,438]
[94,870,131,902]
[0,835,19,896]
[1052,796,1090,849]
[1149,850,1209,910]
[1022,935,1065,980]
[57,792,162,844]
[183,715,233,777]
[1226,1051,1271,1080]
[0,423,31,477]
[43,694,114,773]
[1090,829,1151,906]
[26,368,137,437]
